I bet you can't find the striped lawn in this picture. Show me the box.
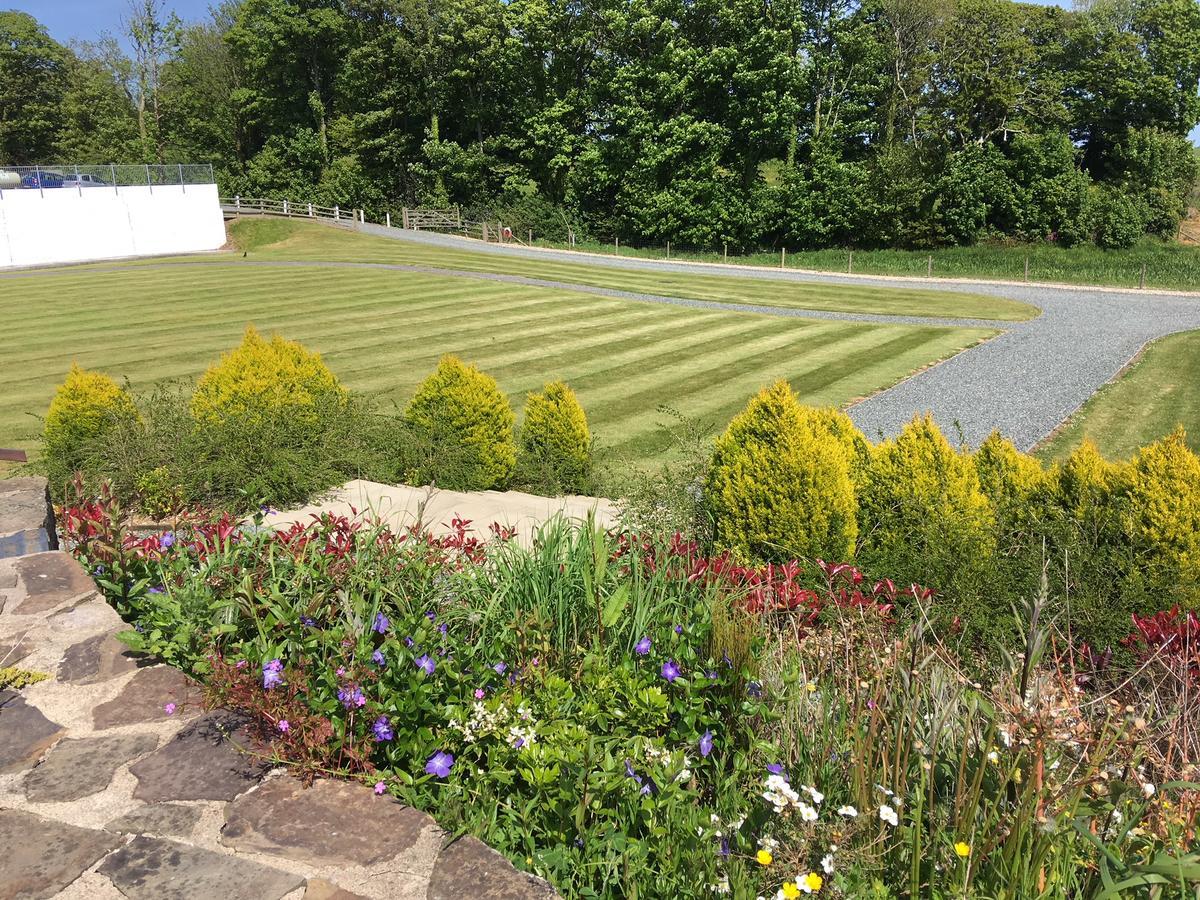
[215,218,1037,322]
[0,253,992,465]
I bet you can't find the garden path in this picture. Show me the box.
[0,476,558,900]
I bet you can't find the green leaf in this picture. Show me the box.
[601,585,630,629]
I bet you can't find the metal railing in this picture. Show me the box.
[0,163,215,191]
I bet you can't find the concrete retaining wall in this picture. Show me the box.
[0,184,226,268]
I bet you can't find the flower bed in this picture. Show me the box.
[63,492,1200,898]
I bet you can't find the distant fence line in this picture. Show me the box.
[221,196,538,245]
[0,164,216,191]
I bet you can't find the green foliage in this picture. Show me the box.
[405,355,516,491]
[856,415,997,627]
[518,381,593,494]
[190,325,346,428]
[706,382,858,563]
[42,364,138,490]
[1090,187,1149,250]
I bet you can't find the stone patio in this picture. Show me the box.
[0,476,559,900]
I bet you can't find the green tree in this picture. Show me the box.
[0,12,69,163]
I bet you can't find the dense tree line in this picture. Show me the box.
[2,0,1199,249]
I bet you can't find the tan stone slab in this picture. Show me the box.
[58,632,150,684]
[97,835,305,900]
[24,733,158,802]
[0,690,65,775]
[261,479,616,548]
[222,775,433,867]
[10,551,97,614]
[106,802,204,838]
[0,808,120,900]
[304,879,370,900]
[130,710,271,802]
[92,664,201,729]
[427,835,559,899]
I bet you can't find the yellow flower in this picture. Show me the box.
[756,849,774,866]
[1012,768,1023,784]
[806,682,817,693]
[803,872,824,891]
[781,882,801,899]
[954,842,971,858]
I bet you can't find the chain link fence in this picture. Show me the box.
[0,164,215,190]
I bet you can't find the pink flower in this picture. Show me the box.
[235,660,248,669]
[336,666,346,677]
[278,720,290,733]
[474,688,485,699]
[163,702,176,716]
[374,781,386,795]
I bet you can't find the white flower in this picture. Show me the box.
[710,876,730,895]
[1141,782,1156,798]
[987,750,999,764]
[879,804,899,826]
[760,836,780,852]
[821,853,835,874]
[798,802,818,822]
[802,785,824,804]
[837,805,858,818]
[999,728,1013,748]
[763,774,803,814]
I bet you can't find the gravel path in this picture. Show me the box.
[348,223,1200,450]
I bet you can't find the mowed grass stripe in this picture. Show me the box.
[0,223,995,464]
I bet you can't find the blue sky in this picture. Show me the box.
[14,0,1200,143]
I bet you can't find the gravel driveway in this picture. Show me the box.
[352,223,1200,450]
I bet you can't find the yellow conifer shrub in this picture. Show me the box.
[706,381,857,563]
[1051,439,1123,542]
[804,406,872,484]
[857,415,996,609]
[43,364,138,482]
[975,432,1049,538]
[406,355,516,490]
[190,325,346,427]
[519,381,592,493]
[1120,428,1200,597]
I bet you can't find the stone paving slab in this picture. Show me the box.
[24,733,158,802]
[9,551,98,614]
[59,632,151,684]
[97,835,306,900]
[0,689,65,774]
[222,775,434,867]
[130,710,271,801]
[0,808,120,900]
[106,802,205,838]
[427,835,560,900]
[93,664,201,729]
[0,475,56,560]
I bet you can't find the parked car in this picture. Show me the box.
[61,172,109,188]
[21,171,64,189]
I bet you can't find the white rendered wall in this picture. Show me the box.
[0,183,226,268]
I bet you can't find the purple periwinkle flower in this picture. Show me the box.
[635,636,652,656]
[148,586,164,594]
[720,837,731,857]
[158,532,175,549]
[301,615,316,627]
[706,669,718,680]
[262,659,284,689]
[372,649,386,667]
[624,759,639,780]
[425,750,454,778]
[661,659,681,683]
[699,730,713,758]
[674,624,683,635]
[722,651,733,668]
[404,636,415,648]
[373,612,390,634]
[513,736,526,749]
[493,661,507,675]
[438,622,448,635]
[372,715,394,741]
[338,685,366,708]
[766,762,788,781]
[747,680,763,698]
[425,610,436,621]
[415,654,435,675]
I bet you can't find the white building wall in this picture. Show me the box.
[0,183,226,268]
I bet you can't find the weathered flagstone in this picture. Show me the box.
[129,710,270,802]
[11,551,97,614]
[222,776,432,867]
[59,632,149,684]
[0,809,120,900]
[106,803,204,838]
[0,632,35,665]
[427,836,559,900]
[93,664,199,729]
[97,835,305,900]
[0,690,65,774]
[304,878,370,900]
[24,733,159,802]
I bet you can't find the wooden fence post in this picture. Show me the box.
[666,240,671,259]
[334,205,339,221]
[528,229,532,244]
[615,236,620,256]
[781,247,786,269]
[307,203,313,217]
[1140,263,1146,289]
[1024,256,1030,283]
[402,208,409,229]
[723,243,727,263]
[927,255,932,277]
[848,250,853,274]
